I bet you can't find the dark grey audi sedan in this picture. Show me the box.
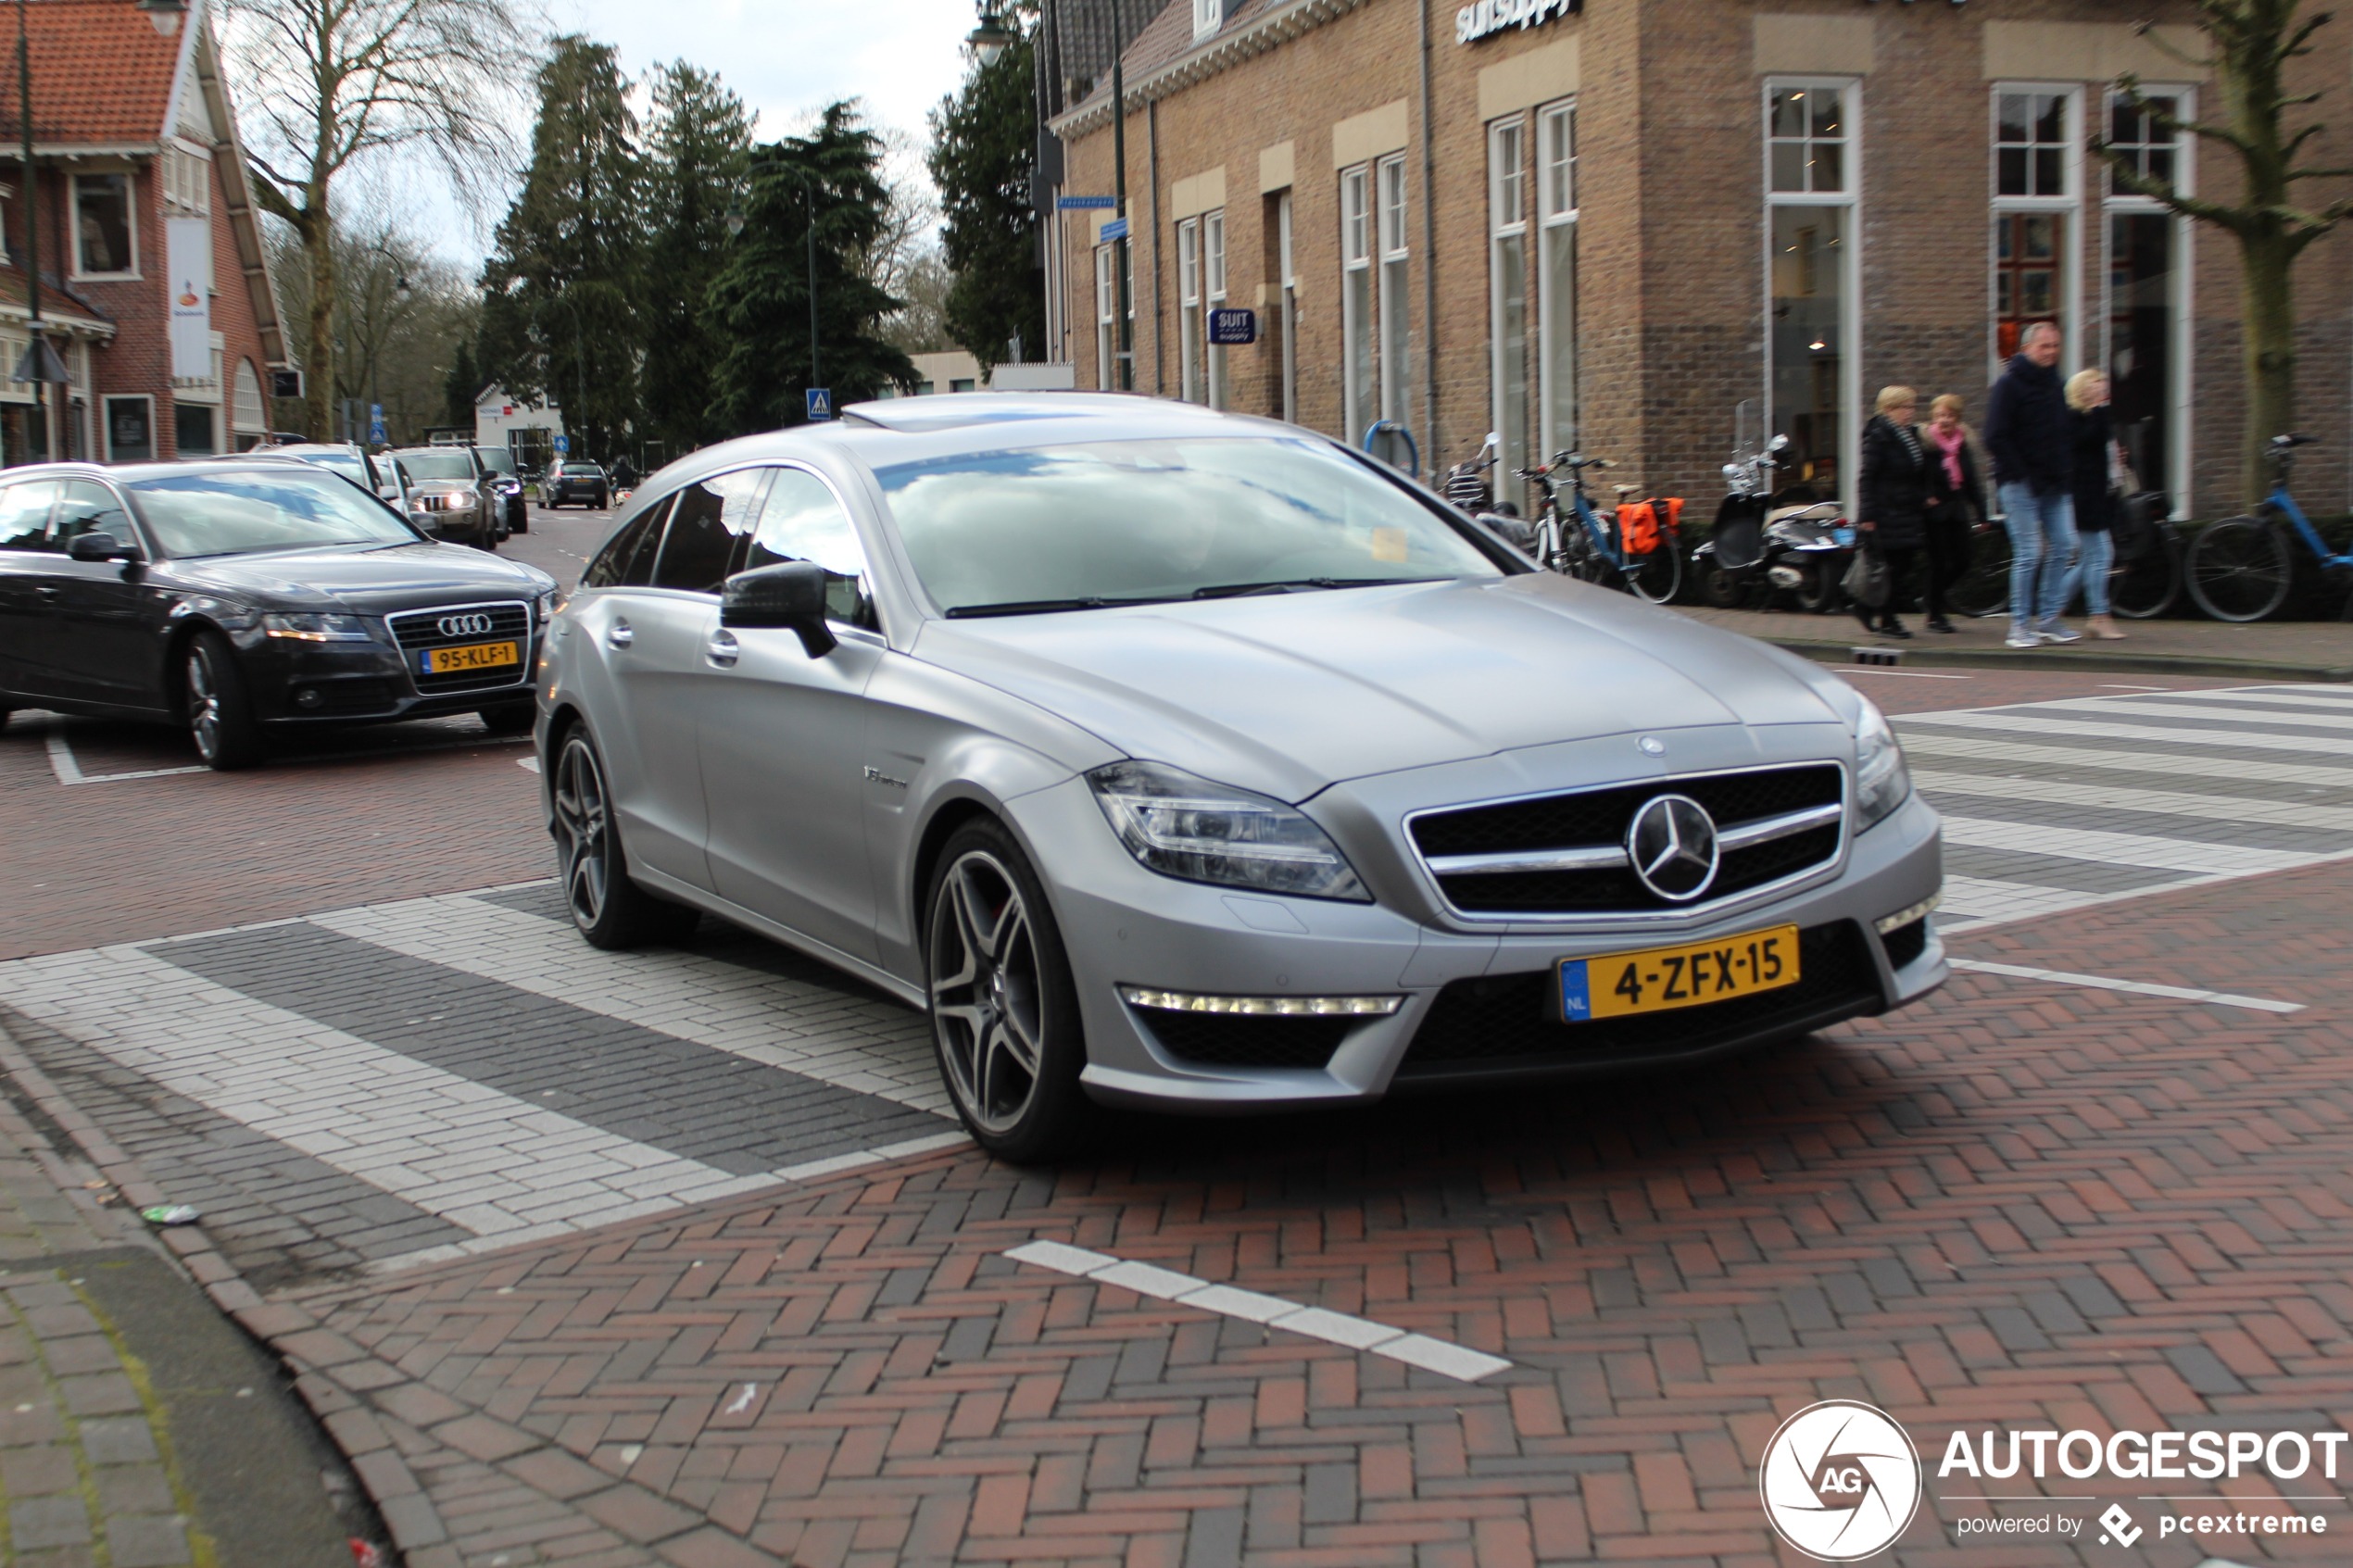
[0,460,559,768]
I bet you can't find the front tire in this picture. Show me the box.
[550,727,701,948]
[925,821,1088,1161]
[2110,522,2183,620]
[182,630,264,770]
[2187,516,2292,622]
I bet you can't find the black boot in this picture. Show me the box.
[1878,617,1912,640]
[1925,616,1956,633]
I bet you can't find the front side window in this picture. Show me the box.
[581,503,666,589]
[1992,88,2079,366]
[1340,164,1373,445]
[73,175,135,275]
[1538,100,1578,462]
[876,437,1502,616]
[1766,82,1858,505]
[741,468,872,626]
[56,481,133,548]
[1489,117,1531,492]
[651,469,768,594]
[127,470,420,558]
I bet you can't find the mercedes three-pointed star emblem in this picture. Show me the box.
[1626,794,1720,902]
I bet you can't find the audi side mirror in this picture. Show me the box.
[68,531,140,562]
[722,560,837,658]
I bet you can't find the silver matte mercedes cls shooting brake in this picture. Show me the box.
[535,395,1945,1159]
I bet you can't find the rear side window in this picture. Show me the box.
[740,468,873,627]
[650,470,768,594]
[56,481,133,548]
[0,482,59,552]
[580,499,670,590]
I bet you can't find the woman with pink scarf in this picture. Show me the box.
[1920,394,1988,633]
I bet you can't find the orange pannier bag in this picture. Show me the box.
[1617,497,1682,555]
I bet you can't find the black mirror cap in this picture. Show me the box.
[722,560,837,657]
[68,531,139,562]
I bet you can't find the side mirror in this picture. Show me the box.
[721,560,837,658]
[1767,433,1792,454]
[1482,431,1500,452]
[68,531,139,562]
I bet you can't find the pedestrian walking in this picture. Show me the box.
[1982,320,2080,646]
[1919,394,1987,633]
[1855,385,1930,638]
[2066,368,2128,640]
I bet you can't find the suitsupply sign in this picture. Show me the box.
[1455,0,1579,44]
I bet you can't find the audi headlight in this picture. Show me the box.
[262,611,371,642]
[534,589,567,625]
[1853,696,1912,829]
[1087,760,1369,902]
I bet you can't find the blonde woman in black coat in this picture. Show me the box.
[1856,386,1931,638]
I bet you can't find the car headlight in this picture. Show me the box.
[1087,759,1369,902]
[261,611,371,642]
[1853,696,1912,829]
[534,589,567,625]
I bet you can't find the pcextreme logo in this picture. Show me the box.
[1758,1400,1923,1562]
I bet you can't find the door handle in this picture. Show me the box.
[606,620,634,649]
[705,630,739,667]
[34,585,60,600]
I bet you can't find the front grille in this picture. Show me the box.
[1410,763,1844,918]
[387,601,533,695]
[1139,1010,1354,1071]
[1881,916,1930,971]
[1398,921,1879,1078]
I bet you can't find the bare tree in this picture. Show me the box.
[861,124,939,302]
[222,0,534,439]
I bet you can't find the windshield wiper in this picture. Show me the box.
[944,595,1184,619]
[1190,576,1438,599]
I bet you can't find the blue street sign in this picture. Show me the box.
[1099,217,1129,243]
[553,433,570,454]
[1057,194,1116,209]
[368,403,385,444]
[806,387,833,421]
[1208,307,1258,345]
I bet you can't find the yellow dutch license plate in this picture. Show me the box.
[422,640,520,674]
[1559,924,1800,1022]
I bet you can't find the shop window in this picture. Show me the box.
[2106,89,2190,505]
[1377,156,1409,430]
[176,402,218,457]
[1177,217,1202,403]
[1765,82,1857,506]
[1489,116,1530,494]
[73,174,136,276]
[1537,99,1577,464]
[1340,163,1372,443]
[105,396,154,462]
[1992,88,2079,367]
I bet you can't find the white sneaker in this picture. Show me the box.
[2005,629,2040,649]
[2038,625,2082,645]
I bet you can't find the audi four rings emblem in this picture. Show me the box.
[437,612,496,638]
[1627,794,1720,901]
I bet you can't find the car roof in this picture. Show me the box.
[258,443,367,457]
[0,458,362,484]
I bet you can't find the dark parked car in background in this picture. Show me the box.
[545,461,610,509]
[474,445,529,535]
[0,460,559,768]
[390,446,502,547]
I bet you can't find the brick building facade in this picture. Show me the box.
[1,0,287,467]
[1047,0,2353,520]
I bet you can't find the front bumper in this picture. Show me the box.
[1003,776,1944,1110]
[234,624,543,725]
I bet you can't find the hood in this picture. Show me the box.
[912,575,1844,801]
[173,543,553,615]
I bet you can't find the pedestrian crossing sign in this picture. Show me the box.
[806,388,833,421]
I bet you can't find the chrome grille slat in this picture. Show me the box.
[386,600,534,695]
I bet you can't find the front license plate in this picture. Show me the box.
[1559,924,1800,1022]
[421,640,520,674]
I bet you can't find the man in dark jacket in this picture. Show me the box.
[1981,321,2082,646]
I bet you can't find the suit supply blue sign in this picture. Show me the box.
[1208,307,1257,345]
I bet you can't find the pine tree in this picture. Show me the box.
[640,64,753,458]
[707,105,918,433]
[445,338,481,430]
[479,37,646,463]
[928,23,1045,371]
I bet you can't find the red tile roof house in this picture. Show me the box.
[0,0,288,465]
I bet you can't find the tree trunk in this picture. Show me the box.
[2239,226,2297,507]
[304,194,337,443]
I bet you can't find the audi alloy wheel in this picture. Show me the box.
[183,631,263,770]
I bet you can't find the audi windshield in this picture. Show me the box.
[127,470,422,558]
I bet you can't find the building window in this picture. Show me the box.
[1993,88,2080,365]
[1275,190,1297,423]
[1340,163,1373,443]
[1537,99,1577,463]
[176,401,217,457]
[233,358,268,441]
[72,174,136,276]
[1203,208,1227,410]
[1376,155,1409,430]
[1765,81,1857,504]
[1192,0,1222,40]
[163,142,212,216]
[105,396,154,462]
[1489,116,1531,494]
[1094,243,1125,391]
[1177,217,1202,403]
[2106,89,2190,504]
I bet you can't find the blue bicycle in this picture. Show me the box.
[1521,452,1683,605]
[2186,434,2353,621]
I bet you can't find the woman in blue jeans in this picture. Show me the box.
[2066,369,2127,639]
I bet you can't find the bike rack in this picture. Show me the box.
[1362,420,1419,479]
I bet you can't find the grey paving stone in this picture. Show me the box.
[102,1514,194,1568]
[78,1414,160,1466]
[12,1493,94,1549]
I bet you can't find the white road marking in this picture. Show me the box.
[1839,668,1975,680]
[518,755,541,772]
[2023,696,2353,732]
[1897,730,2353,790]
[1936,816,2313,876]
[1933,846,2353,934]
[1911,769,2353,832]
[1946,960,2303,1014]
[30,714,525,784]
[1932,875,2102,922]
[1909,709,2353,758]
[1003,1240,1512,1383]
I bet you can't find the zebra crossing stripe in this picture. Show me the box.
[1935,817,2315,876]
[1911,771,2353,833]
[1896,731,2353,791]
[1902,710,2353,758]
[2122,688,2353,713]
[2015,697,2353,733]
[1945,959,2302,1014]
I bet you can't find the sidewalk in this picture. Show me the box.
[1675,602,2353,680]
[0,1056,375,1566]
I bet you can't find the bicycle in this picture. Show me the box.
[1944,502,2183,621]
[2187,434,2353,621]
[1522,452,1683,606]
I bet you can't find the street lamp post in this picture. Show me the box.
[1110,1,1130,392]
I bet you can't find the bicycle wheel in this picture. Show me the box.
[1944,523,2012,619]
[1624,537,1682,604]
[2109,522,2183,620]
[2186,516,2292,622]
[1561,526,1610,584]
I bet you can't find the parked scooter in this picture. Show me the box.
[1691,430,1855,611]
[1759,500,1854,613]
[1441,432,1539,557]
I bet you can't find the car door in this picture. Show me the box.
[46,480,165,712]
[697,466,888,963]
[0,482,64,701]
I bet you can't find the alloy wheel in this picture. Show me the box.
[928,850,1045,1135]
[186,646,221,763]
[552,735,612,929]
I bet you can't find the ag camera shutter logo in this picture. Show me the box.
[1759,1400,1921,1561]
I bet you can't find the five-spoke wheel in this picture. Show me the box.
[551,727,699,948]
[183,630,262,770]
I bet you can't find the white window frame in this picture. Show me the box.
[1277,191,1297,423]
[1990,84,2084,378]
[1094,243,1118,390]
[1762,78,1861,510]
[1376,155,1409,431]
[1177,216,1202,403]
[1489,115,1532,491]
[1340,163,1373,444]
[2102,83,2195,513]
[1537,98,1577,463]
[162,138,212,217]
[1192,0,1222,40]
[70,172,140,279]
[1203,208,1227,410]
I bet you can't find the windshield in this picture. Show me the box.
[477,448,517,475]
[562,462,602,475]
[292,450,370,485]
[875,436,1503,614]
[399,452,476,483]
[128,470,421,558]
